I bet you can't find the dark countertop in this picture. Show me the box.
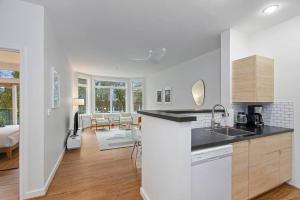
[137,109,225,122]
[192,125,294,151]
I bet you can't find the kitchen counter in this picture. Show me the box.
[137,109,225,122]
[139,110,294,200]
[192,125,293,151]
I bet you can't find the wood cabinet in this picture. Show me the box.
[280,147,292,183]
[232,55,274,102]
[232,141,249,200]
[248,133,292,199]
[249,146,280,198]
[232,133,292,200]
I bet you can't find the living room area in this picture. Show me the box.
[73,72,143,154]
[50,73,144,200]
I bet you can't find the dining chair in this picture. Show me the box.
[131,127,142,167]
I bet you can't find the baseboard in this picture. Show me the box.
[24,188,45,199]
[24,148,65,199]
[287,180,300,189]
[140,187,150,200]
[44,148,65,193]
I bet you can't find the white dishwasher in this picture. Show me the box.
[191,145,233,200]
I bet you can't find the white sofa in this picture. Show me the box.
[80,113,139,129]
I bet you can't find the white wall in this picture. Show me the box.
[221,30,231,107]
[0,1,73,198]
[230,30,250,61]
[141,115,191,200]
[44,9,72,185]
[0,0,45,197]
[145,49,221,110]
[221,29,250,107]
[247,16,300,187]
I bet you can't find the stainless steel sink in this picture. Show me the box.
[207,127,256,138]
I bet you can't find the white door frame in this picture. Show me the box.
[0,45,29,200]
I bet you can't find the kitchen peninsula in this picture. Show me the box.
[138,109,293,200]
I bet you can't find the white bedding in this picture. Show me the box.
[0,125,19,148]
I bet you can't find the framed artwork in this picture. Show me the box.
[164,87,172,104]
[156,89,163,104]
[52,67,60,108]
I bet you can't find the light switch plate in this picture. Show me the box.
[47,109,52,116]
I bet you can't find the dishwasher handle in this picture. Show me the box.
[207,155,228,162]
[192,153,232,165]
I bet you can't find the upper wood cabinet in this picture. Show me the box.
[232,55,274,102]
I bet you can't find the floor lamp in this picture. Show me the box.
[73,98,85,129]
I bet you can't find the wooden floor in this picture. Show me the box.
[0,168,19,200]
[0,148,19,171]
[1,128,300,200]
[255,184,300,200]
[0,148,19,200]
[35,128,142,200]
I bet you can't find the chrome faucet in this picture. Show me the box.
[211,104,229,129]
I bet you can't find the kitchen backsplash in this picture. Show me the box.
[191,109,234,128]
[232,102,294,129]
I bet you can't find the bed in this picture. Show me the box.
[0,125,19,159]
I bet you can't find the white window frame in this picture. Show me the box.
[130,79,144,113]
[93,78,128,113]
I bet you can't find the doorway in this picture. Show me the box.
[0,49,21,199]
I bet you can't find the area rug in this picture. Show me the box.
[0,148,19,171]
[96,129,134,150]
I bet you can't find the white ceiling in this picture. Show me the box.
[23,0,300,77]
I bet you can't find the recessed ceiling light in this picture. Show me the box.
[262,5,280,15]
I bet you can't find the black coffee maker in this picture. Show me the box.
[247,105,264,127]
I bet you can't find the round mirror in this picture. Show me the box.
[192,80,205,107]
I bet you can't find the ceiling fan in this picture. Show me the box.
[129,48,167,64]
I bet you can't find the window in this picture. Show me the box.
[131,80,143,112]
[0,87,13,125]
[17,86,20,124]
[112,88,126,112]
[78,78,87,85]
[95,88,110,113]
[94,80,126,113]
[0,69,19,126]
[78,78,88,114]
[95,80,126,87]
[0,70,19,79]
